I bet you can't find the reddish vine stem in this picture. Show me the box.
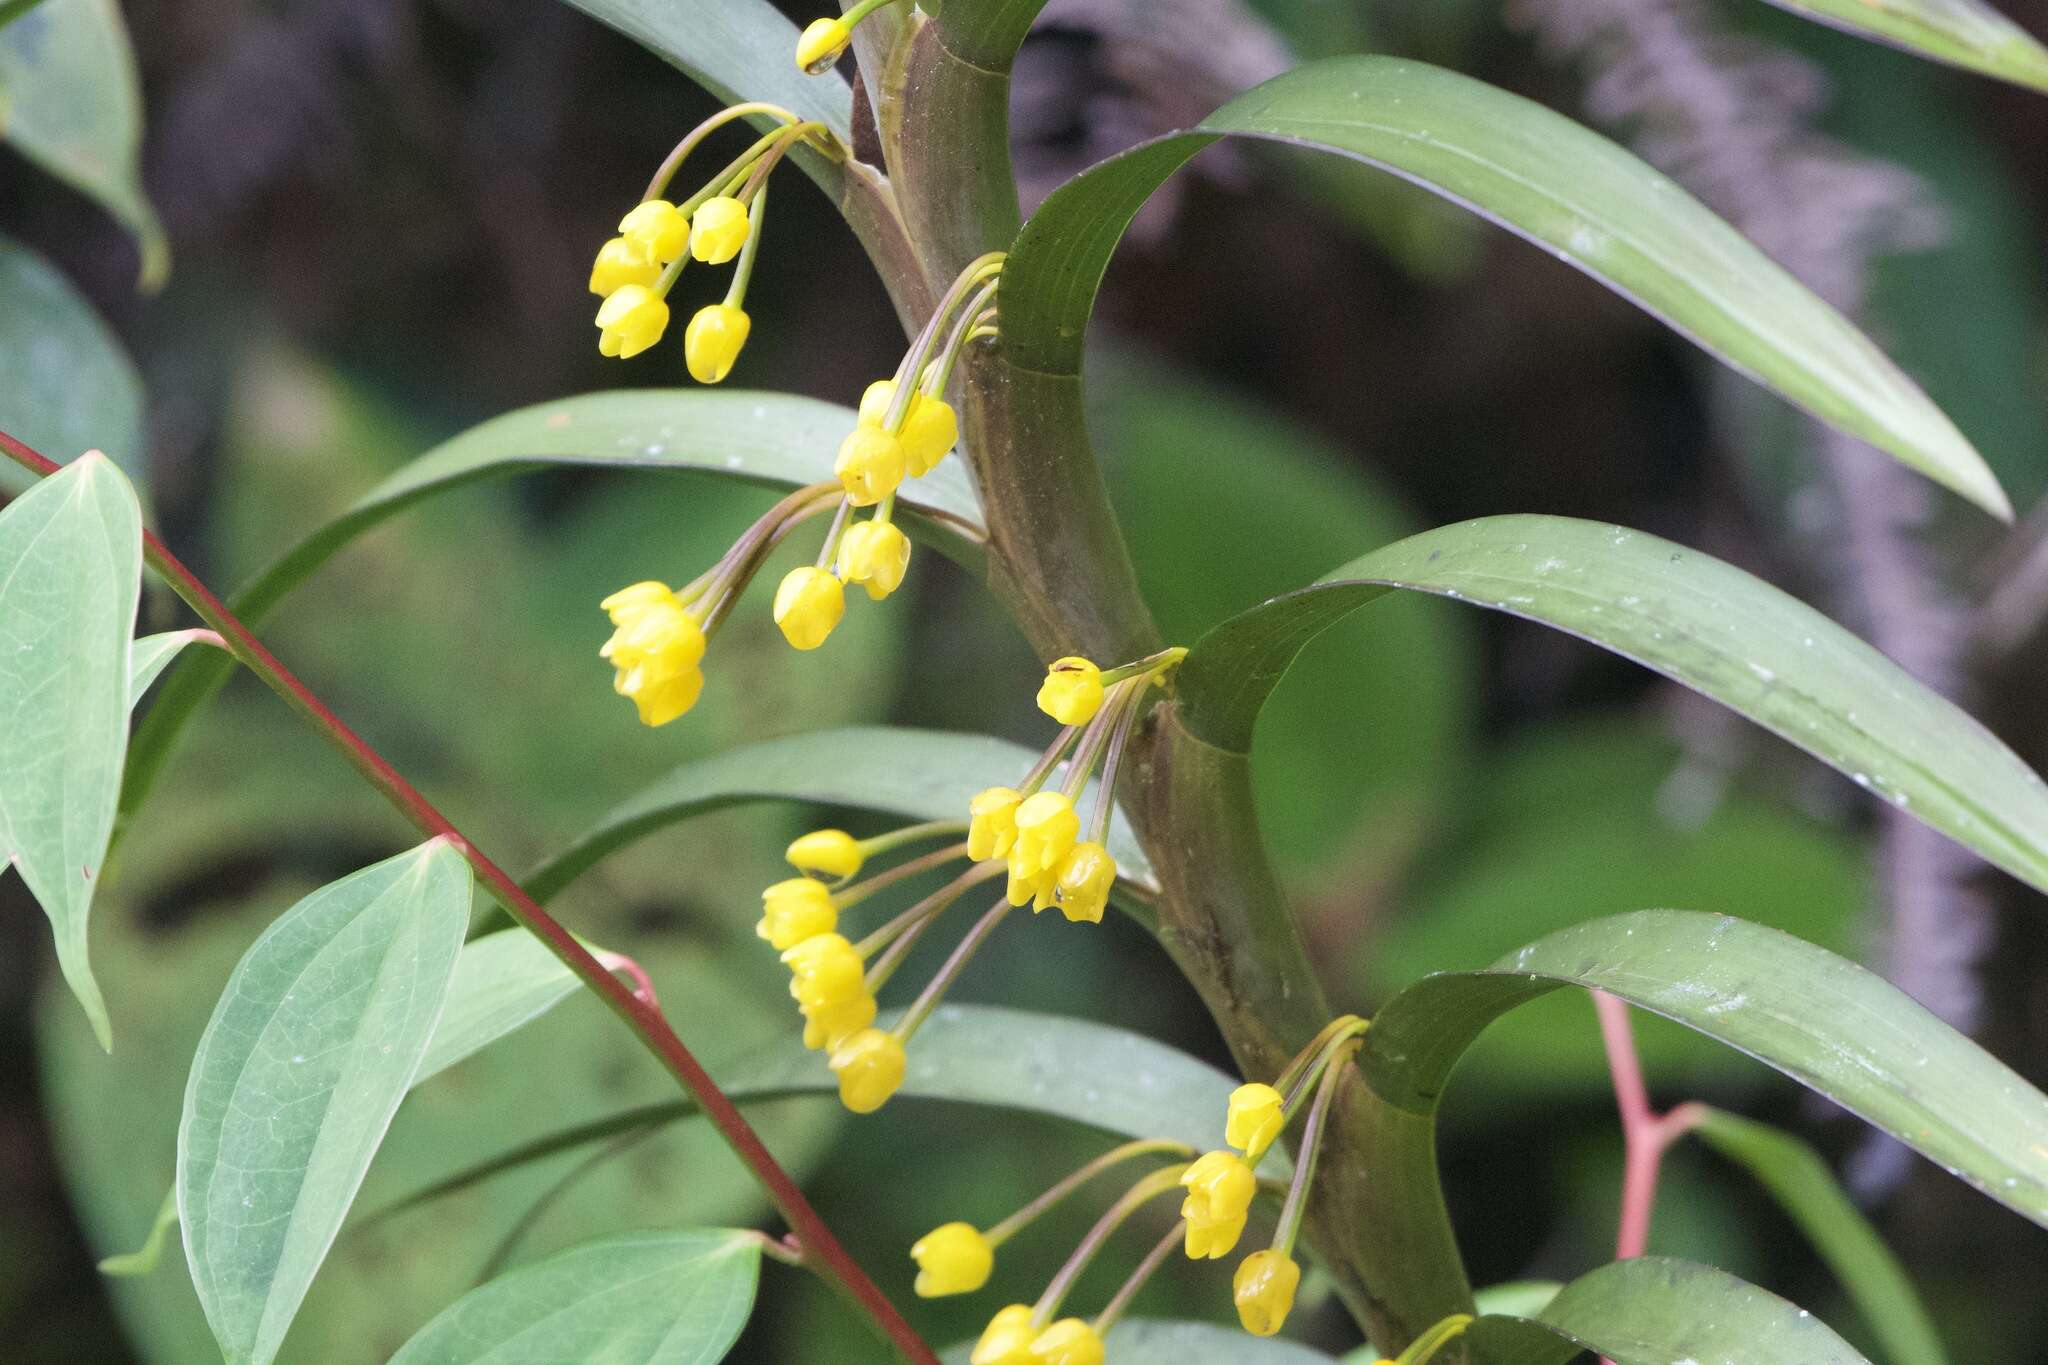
[0,431,937,1365]
[1595,990,1708,1257]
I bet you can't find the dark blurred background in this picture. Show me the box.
[3,0,2048,1359]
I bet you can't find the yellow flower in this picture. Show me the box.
[829,1027,906,1113]
[595,284,670,359]
[1232,1249,1301,1337]
[971,1305,1040,1365]
[795,15,852,73]
[1036,657,1105,726]
[684,304,751,383]
[801,993,876,1051]
[758,877,837,950]
[835,427,908,506]
[618,199,689,264]
[909,1221,994,1297]
[599,581,706,726]
[967,787,1023,861]
[1052,842,1114,924]
[588,236,659,296]
[1179,1150,1256,1259]
[1027,1319,1105,1365]
[836,519,912,600]
[1006,860,1058,910]
[1009,791,1079,876]
[773,567,845,650]
[1225,1082,1286,1162]
[787,829,863,880]
[858,380,958,475]
[689,195,751,264]
[781,932,865,1007]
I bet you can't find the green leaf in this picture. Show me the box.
[0,236,145,497]
[97,1185,176,1277]
[921,0,1051,71]
[413,929,582,1087]
[1760,0,2048,95]
[178,840,473,1365]
[555,0,852,145]
[1179,514,2048,902]
[387,1228,760,1365]
[128,629,217,705]
[1003,56,2008,517]
[122,390,984,822]
[0,0,168,286]
[1692,1107,1949,1365]
[944,1319,1341,1364]
[0,450,141,1050]
[1364,909,2048,1228]
[1468,1256,1873,1363]
[525,724,1154,903]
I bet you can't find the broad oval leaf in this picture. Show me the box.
[1692,1107,1949,1365]
[945,1319,1340,1364]
[387,1228,760,1365]
[1761,0,2048,95]
[1003,56,2008,516]
[1468,1256,1873,1364]
[0,451,140,1049]
[1179,514,2048,901]
[178,840,473,1365]
[0,236,144,496]
[1363,909,2048,1228]
[0,0,167,285]
[122,391,985,821]
[525,724,1154,902]
[413,929,582,1087]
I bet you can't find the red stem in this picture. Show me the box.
[1594,991,1707,1258]
[0,432,935,1365]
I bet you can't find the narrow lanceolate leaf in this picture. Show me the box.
[1760,0,2048,96]
[1467,1256,1873,1364]
[1004,56,2008,517]
[122,391,985,821]
[921,0,1052,71]
[179,841,472,1365]
[387,1229,760,1365]
[128,629,217,705]
[1179,515,2048,901]
[1364,910,2048,1228]
[525,724,1154,902]
[1693,1107,1950,1365]
[0,451,141,1050]
[0,0,168,286]
[0,236,145,496]
[412,929,583,1087]
[554,0,852,147]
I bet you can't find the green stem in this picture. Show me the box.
[1031,1164,1189,1322]
[983,1138,1193,1247]
[888,894,1010,1041]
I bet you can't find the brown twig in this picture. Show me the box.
[0,430,936,1365]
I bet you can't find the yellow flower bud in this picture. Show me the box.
[1009,791,1079,875]
[595,285,670,360]
[684,303,751,384]
[773,567,845,651]
[758,877,837,950]
[795,15,852,73]
[967,787,1023,861]
[971,1305,1040,1365]
[801,992,876,1051]
[835,426,908,506]
[1027,1319,1105,1365]
[1232,1249,1301,1337]
[909,1221,994,1297]
[689,195,751,265]
[618,199,690,264]
[787,829,863,880]
[1225,1082,1286,1162]
[857,378,897,428]
[836,519,912,600]
[1036,656,1105,726]
[829,1027,906,1113]
[901,395,958,475]
[588,235,659,296]
[781,932,865,1008]
[1006,860,1057,910]
[599,581,707,725]
[1179,1150,1256,1259]
[1052,842,1114,924]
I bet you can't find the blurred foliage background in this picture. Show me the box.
[3,0,2047,1359]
